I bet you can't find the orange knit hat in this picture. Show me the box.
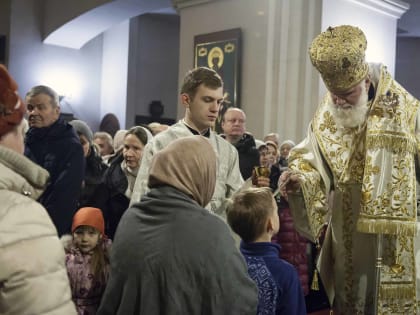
[71,207,105,236]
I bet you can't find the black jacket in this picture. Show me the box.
[24,119,85,235]
[222,133,259,180]
[78,145,108,208]
[92,152,129,239]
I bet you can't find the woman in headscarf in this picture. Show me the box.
[97,135,258,315]
[0,65,76,314]
[93,125,152,239]
[278,139,296,170]
[69,119,108,208]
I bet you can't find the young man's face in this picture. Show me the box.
[182,84,224,132]
[26,93,60,128]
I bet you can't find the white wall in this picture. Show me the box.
[100,20,129,129]
[322,0,401,90]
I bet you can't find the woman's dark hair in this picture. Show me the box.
[125,126,149,146]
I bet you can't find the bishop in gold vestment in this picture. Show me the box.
[281,25,420,314]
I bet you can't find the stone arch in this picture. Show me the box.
[42,0,174,49]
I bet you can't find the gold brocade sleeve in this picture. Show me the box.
[288,124,331,242]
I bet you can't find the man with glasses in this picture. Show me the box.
[221,107,259,180]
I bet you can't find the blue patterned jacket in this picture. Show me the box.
[240,242,306,315]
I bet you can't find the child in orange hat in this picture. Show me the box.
[64,207,111,315]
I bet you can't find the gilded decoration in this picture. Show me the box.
[310,64,420,236]
[313,95,366,186]
[309,25,369,93]
[361,66,419,311]
[308,64,420,311]
[319,111,337,134]
[378,233,417,313]
[342,190,356,313]
[288,149,328,239]
[358,67,419,237]
[289,64,420,311]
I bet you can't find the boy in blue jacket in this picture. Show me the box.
[227,187,306,315]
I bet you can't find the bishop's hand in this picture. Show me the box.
[278,170,301,199]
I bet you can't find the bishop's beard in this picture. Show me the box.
[327,85,370,128]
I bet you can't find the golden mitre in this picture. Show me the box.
[309,25,369,93]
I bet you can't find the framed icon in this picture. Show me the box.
[194,28,242,133]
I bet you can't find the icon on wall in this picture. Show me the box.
[194,28,242,133]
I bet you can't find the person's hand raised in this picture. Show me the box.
[278,170,300,200]
[251,166,271,188]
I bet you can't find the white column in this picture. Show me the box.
[261,0,322,142]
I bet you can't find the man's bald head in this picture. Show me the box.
[221,107,246,144]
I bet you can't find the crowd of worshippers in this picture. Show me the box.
[1,64,310,315]
[5,24,418,315]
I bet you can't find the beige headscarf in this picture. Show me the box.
[148,135,216,207]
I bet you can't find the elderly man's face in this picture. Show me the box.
[26,93,60,128]
[221,109,246,138]
[328,79,370,128]
[329,79,369,107]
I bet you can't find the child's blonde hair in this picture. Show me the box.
[227,187,275,243]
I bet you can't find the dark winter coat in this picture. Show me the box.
[92,152,129,239]
[222,133,260,180]
[78,145,108,208]
[25,118,85,236]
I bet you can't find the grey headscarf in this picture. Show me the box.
[69,120,93,144]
